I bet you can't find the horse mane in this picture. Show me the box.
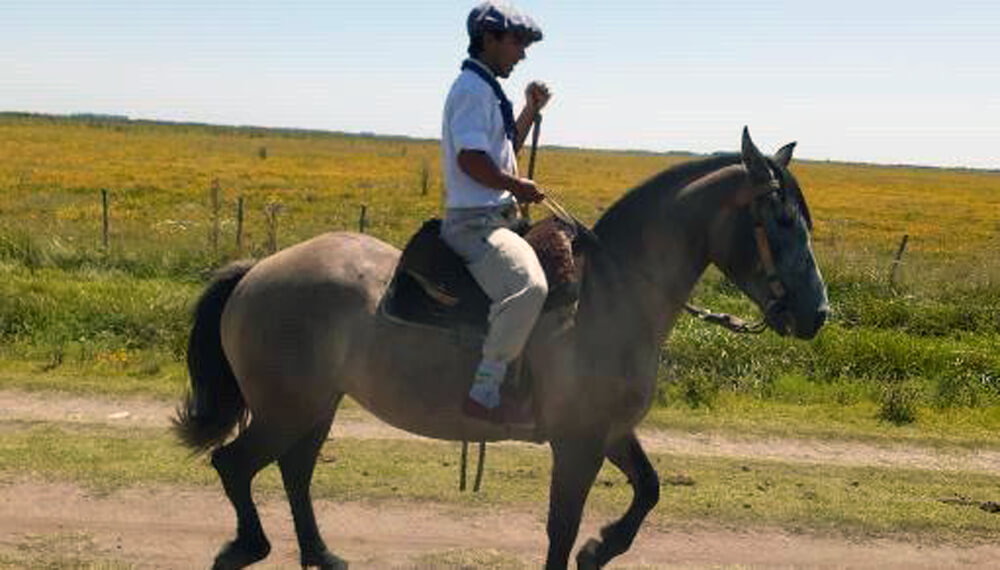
[592,152,813,242]
[593,153,742,243]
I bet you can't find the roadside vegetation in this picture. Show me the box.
[1,112,999,442]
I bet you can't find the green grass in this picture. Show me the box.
[661,319,1000,412]
[646,394,1000,450]
[0,263,197,351]
[2,423,1000,543]
[0,362,185,399]
[0,260,194,399]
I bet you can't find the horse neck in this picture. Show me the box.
[581,162,747,346]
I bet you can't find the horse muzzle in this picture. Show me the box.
[764,299,792,337]
[767,298,828,340]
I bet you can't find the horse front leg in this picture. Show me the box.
[576,432,659,568]
[545,436,605,570]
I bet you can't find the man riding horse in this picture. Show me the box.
[440,1,552,425]
[175,4,829,568]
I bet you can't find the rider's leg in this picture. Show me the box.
[465,226,547,408]
[441,207,547,412]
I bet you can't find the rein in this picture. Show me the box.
[682,302,767,334]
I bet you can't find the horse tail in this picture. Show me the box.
[172,260,256,454]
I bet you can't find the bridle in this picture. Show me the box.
[685,159,792,335]
[750,160,792,322]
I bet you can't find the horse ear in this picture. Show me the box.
[740,126,772,185]
[774,141,797,167]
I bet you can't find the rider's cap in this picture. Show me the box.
[467,1,543,44]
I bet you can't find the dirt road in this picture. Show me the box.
[2,389,999,569]
[3,479,998,569]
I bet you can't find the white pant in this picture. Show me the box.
[441,205,548,365]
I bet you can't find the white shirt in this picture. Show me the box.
[441,59,518,209]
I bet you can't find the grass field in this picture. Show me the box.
[1,111,999,437]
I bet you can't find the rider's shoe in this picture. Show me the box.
[462,395,534,427]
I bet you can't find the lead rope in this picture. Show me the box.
[458,441,487,492]
[682,302,767,334]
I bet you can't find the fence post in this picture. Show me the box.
[889,233,909,289]
[101,189,109,249]
[236,196,245,252]
[264,202,281,254]
[210,179,221,255]
[419,159,430,196]
[359,204,368,233]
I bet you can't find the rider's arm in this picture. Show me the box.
[514,81,552,153]
[458,150,543,203]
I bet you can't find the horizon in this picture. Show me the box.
[3,1,998,170]
[8,109,1000,174]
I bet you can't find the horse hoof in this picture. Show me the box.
[302,549,348,570]
[211,537,271,570]
[575,538,601,570]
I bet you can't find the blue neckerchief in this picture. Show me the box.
[462,59,517,143]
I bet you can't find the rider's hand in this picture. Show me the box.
[510,177,545,204]
[525,81,552,115]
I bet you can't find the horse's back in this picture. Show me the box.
[246,231,398,295]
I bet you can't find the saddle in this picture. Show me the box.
[381,216,585,333]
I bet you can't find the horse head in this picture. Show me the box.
[708,128,829,339]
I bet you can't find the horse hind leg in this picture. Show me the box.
[576,432,660,569]
[278,395,348,570]
[210,420,289,569]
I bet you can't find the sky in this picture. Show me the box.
[2,1,998,169]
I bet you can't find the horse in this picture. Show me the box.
[174,128,829,570]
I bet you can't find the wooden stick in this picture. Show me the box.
[473,441,486,493]
[528,113,542,180]
[520,113,543,220]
